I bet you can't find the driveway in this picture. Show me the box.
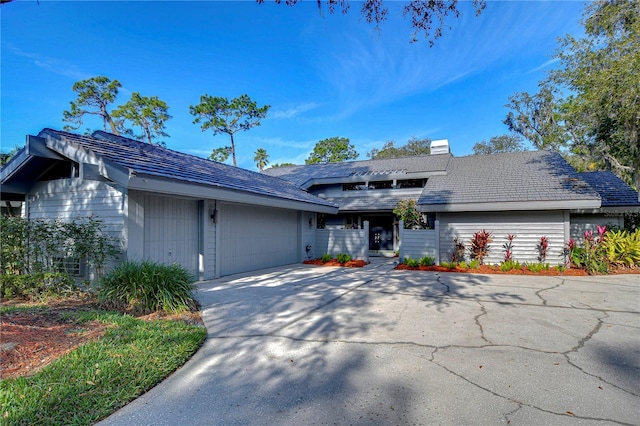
[99,259,640,425]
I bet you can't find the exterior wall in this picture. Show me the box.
[570,213,624,242]
[26,178,126,279]
[301,211,317,260]
[438,211,568,265]
[398,220,439,263]
[315,221,369,261]
[202,200,217,280]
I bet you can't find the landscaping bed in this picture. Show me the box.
[303,259,369,268]
[395,263,640,276]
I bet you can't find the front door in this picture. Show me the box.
[365,216,394,253]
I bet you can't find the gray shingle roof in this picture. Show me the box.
[39,129,336,208]
[578,171,640,206]
[322,195,414,211]
[418,150,601,207]
[263,154,452,187]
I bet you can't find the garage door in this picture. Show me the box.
[144,195,199,277]
[219,203,298,276]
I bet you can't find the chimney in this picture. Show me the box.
[430,139,450,155]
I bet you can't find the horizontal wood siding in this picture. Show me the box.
[400,229,437,261]
[439,211,567,265]
[570,213,624,242]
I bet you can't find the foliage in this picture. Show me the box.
[254,148,270,171]
[305,137,358,164]
[440,261,457,269]
[270,162,297,168]
[63,76,122,134]
[537,236,549,262]
[112,92,171,145]
[599,228,640,267]
[0,308,206,426]
[555,265,566,273]
[468,259,480,270]
[502,234,516,262]
[568,227,610,275]
[210,146,232,163]
[472,134,526,155]
[335,253,352,264]
[469,230,493,264]
[321,253,333,263]
[367,137,431,159]
[499,260,521,272]
[259,0,485,45]
[190,94,270,167]
[98,260,197,314]
[393,199,429,229]
[0,216,120,278]
[527,262,549,273]
[404,257,419,268]
[0,145,21,166]
[419,256,435,267]
[458,261,468,269]
[451,237,465,262]
[0,272,76,300]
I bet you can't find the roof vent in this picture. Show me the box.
[430,139,450,155]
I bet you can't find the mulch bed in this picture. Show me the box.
[303,259,369,268]
[395,264,640,276]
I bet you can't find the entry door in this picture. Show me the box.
[366,216,394,251]
[143,195,199,276]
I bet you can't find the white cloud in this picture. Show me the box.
[527,58,559,74]
[5,43,91,81]
[271,102,321,119]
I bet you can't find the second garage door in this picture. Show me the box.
[219,203,299,276]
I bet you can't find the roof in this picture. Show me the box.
[417,150,602,212]
[263,154,452,187]
[578,171,640,207]
[3,129,337,211]
[322,195,411,212]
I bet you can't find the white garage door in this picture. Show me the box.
[219,203,299,276]
[144,195,199,277]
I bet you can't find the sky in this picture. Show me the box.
[1,0,586,171]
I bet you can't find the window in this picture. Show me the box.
[396,179,426,189]
[52,257,86,277]
[343,182,367,191]
[368,181,393,190]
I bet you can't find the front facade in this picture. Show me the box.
[1,129,337,280]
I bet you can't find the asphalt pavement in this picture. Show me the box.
[98,258,640,425]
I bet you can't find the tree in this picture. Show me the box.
[63,76,122,135]
[306,137,358,164]
[270,162,297,168]
[112,92,171,145]
[367,137,431,159]
[190,94,270,167]
[0,146,20,166]
[472,134,526,155]
[393,199,429,229]
[259,0,486,45]
[254,148,270,171]
[209,146,232,163]
[503,86,569,151]
[548,0,640,193]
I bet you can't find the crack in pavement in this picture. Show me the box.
[534,278,565,306]
[474,301,492,344]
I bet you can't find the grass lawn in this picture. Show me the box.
[0,305,206,425]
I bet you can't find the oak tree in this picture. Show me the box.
[306,137,358,164]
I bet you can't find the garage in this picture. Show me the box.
[219,203,299,276]
[143,195,199,277]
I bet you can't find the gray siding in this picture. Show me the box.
[438,211,568,265]
[203,200,217,280]
[315,223,369,261]
[301,211,317,260]
[399,227,438,263]
[570,213,624,242]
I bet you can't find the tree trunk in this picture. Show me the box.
[230,133,237,167]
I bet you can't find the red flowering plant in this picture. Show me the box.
[537,236,549,262]
[469,229,493,264]
[503,234,516,262]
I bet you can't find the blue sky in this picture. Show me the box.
[1,1,585,170]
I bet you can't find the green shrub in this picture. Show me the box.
[98,260,197,314]
[600,229,640,267]
[404,257,419,268]
[499,260,521,272]
[458,261,468,269]
[335,253,352,264]
[468,259,480,270]
[440,261,457,269]
[527,262,549,273]
[321,253,333,263]
[419,256,435,267]
[0,272,76,300]
[555,265,566,273]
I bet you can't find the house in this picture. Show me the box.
[266,142,640,265]
[0,129,338,279]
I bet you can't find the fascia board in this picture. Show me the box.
[417,199,602,213]
[44,135,131,185]
[0,148,30,183]
[571,206,640,214]
[300,171,447,189]
[129,175,339,214]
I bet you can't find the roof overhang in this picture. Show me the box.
[129,175,338,214]
[299,171,446,190]
[417,199,602,213]
[571,205,640,214]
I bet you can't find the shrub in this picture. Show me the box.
[419,256,435,267]
[335,253,352,264]
[440,261,457,269]
[468,259,480,270]
[554,265,565,273]
[458,261,468,269]
[499,260,521,272]
[600,229,640,267]
[503,234,516,262]
[98,260,197,314]
[321,253,333,263]
[469,230,493,264]
[451,237,465,262]
[527,262,549,273]
[404,257,419,268]
[0,272,76,300]
[537,236,549,262]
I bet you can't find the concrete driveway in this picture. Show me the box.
[99,259,640,425]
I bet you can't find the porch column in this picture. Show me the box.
[398,219,405,262]
[434,220,440,265]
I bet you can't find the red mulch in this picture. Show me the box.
[303,259,369,268]
[0,296,203,380]
[395,263,640,276]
